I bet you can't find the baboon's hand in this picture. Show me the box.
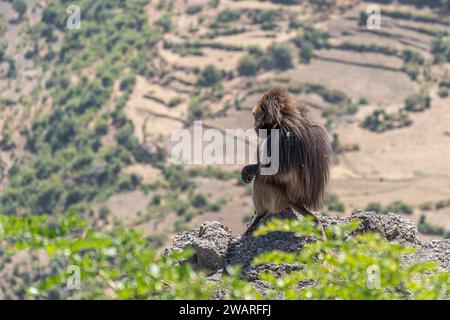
[241,165,257,184]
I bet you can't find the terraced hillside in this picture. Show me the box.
[0,1,450,297]
[109,0,450,241]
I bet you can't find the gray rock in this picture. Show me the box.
[165,221,232,270]
[165,211,449,288]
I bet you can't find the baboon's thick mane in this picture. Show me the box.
[259,87,331,210]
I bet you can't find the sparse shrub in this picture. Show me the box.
[208,198,226,212]
[156,15,172,32]
[288,17,303,29]
[188,103,204,122]
[365,202,382,212]
[94,119,109,136]
[237,55,259,76]
[324,192,345,212]
[12,0,27,19]
[402,49,425,80]
[337,42,398,56]
[419,202,433,211]
[438,88,449,98]
[210,0,220,8]
[119,75,136,92]
[358,11,369,26]
[435,200,448,210]
[196,65,225,87]
[267,43,294,70]
[431,36,450,63]
[168,96,182,107]
[188,166,235,180]
[215,8,240,24]
[190,193,208,208]
[186,4,203,15]
[299,42,314,63]
[99,206,110,221]
[248,10,279,30]
[362,109,412,132]
[386,201,413,215]
[292,27,329,64]
[404,93,431,112]
[418,215,445,236]
[270,0,300,4]
[358,97,369,105]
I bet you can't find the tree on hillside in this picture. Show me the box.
[12,0,27,20]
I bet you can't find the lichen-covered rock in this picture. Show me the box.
[165,221,233,270]
[403,240,450,271]
[165,211,449,284]
[321,211,421,245]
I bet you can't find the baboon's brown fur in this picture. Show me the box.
[241,86,331,237]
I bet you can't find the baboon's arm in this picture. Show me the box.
[240,139,272,183]
[241,164,260,183]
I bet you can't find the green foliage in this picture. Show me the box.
[254,218,449,299]
[0,0,161,215]
[3,212,262,299]
[1,214,448,299]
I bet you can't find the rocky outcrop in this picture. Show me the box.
[165,211,450,283]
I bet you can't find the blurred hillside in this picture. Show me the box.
[0,0,450,298]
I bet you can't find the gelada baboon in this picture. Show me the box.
[241,87,331,239]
